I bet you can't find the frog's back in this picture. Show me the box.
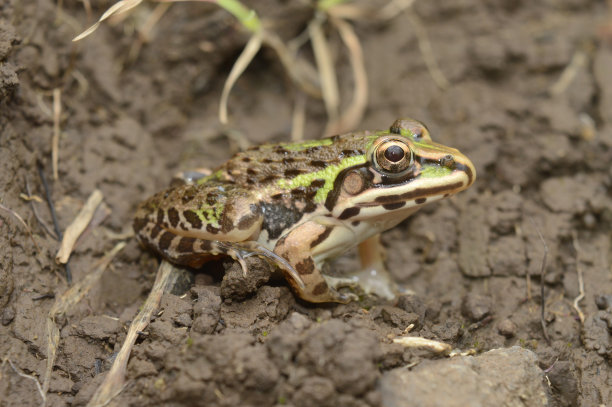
[218,131,374,188]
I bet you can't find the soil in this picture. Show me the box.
[1,0,611,406]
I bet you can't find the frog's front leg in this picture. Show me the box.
[322,234,404,300]
[354,234,405,299]
[273,221,357,303]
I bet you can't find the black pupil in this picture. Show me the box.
[384,145,405,162]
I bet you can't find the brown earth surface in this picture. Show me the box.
[1,1,612,406]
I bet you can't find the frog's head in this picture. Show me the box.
[327,119,475,221]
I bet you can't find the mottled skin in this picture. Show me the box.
[134,119,476,303]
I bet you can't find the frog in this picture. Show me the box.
[133,119,475,303]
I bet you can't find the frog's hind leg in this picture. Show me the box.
[273,221,357,303]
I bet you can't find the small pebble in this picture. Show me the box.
[461,294,492,322]
[497,318,517,338]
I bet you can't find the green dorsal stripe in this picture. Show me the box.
[277,155,367,202]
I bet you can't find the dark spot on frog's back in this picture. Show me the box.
[133,217,147,234]
[342,149,363,157]
[261,202,303,240]
[415,197,427,204]
[183,210,203,229]
[309,160,327,168]
[158,232,175,251]
[310,179,325,188]
[150,225,162,239]
[261,175,279,183]
[181,186,198,204]
[167,207,180,227]
[177,237,195,253]
[284,168,304,177]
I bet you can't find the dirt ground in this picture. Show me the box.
[1,0,611,406]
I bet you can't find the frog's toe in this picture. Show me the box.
[334,290,359,304]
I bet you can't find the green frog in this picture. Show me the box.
[133,119,475,303]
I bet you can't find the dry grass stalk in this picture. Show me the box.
[290,91,307,142]
[87,260,182,407]
[56,189,104,264]
[405,9,449,90]
[73,0,144,42]
[219,32,263,124]
[571,232,585,324]
[52,88,61,180]
[4,358,46,406]
[529,216,551,344]
[43,242,126,397]
[0,203,40,252]
[549,48,588,96]
[309,13,340,128]
[325,15,368,135]
[393,336,452,355]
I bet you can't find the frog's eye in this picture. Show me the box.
[389,118,431,141]
[374,139,413,174]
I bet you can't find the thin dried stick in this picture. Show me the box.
[219,32,263,124]
[549,49,587,96]
[73,0,144,41]
[87,260,182,407]
[0,203,40,252]
[38,161,72,283]
[52,88,61,180]
[529,216,551,344]
[571,232,585,324]
[405,9,449,90]
[326,15,368,135]
[43,242,126,397]
[25,176,58,240]
[309,13,340,127]
[291,91,307,142]
[56,189,104,264]
[393,336,452,355]
[128,2,172,63]
[5,359,46,406]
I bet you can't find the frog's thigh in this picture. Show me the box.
[274,222,354,303]
[350,234,405,300]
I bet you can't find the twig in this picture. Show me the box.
[290,91,306,142]
[38,161,72,284]
[393,336,452,355]
[6,359,46,406]
[56,189,104,264]
[25,176,58,240]
[52,88,61,180]
[43,242,126,397]
[309,12,340,128]
[571,232,585,324]
[219,32,263,124]
[549,49,587,96]
[529,216,551,344]
[325,14,368,135]
[0,203,40,252]
[87,260,182,407]
[405,9,449,90]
